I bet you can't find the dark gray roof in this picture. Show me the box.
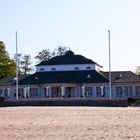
[0,75,30,86]
[36,54,102,67]
[18,70,109,85]
[1,71,139,86]
[101,71,140,83]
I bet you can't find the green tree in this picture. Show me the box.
[20,54,32,75]
[0,41,16,79]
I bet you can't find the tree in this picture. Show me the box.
[0,41,16,79]
[135,65,140,75]
[14,53,22,75]
[35,46,68,63]
[53,46,68,56]
[35,49,52,63]
[20,54,32,75]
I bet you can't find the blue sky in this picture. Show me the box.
[1,0,140,71]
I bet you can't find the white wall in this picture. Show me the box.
[36,64,98,72]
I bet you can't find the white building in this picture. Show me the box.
[0,50,140,100]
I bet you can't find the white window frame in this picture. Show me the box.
[96,86,106,97]
[51,67,56,71]
[124,86,132,97]
[74,67,79,70]
[136,86,140,96]
[86,66,91,70]
[18,88,24,98]
[116,87,123,97]
[85,87,93,97]
[29,88,39,97]
[40,68,45,71]
[96,87,101,97]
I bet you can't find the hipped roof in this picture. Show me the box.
[36,54,102,67]
[18,70,109,85]
[101,71,140,83]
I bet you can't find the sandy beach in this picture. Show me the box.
[0,107,140,140]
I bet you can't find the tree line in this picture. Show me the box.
[0,41,68,79]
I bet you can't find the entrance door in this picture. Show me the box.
[52,87,61,98]
[44,87,47,98]
[65,87,75,98]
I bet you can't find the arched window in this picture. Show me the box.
[86,66,91,70]
[74,67,79,70]
[51,67,56,71]
[40,68,45,71]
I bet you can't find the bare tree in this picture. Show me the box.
[35,46,68,64]
[35,49,52,63]
[135,65,140,75]
[53,46,68,56]
[20,54,32,75]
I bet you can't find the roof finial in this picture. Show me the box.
[65,50,74,56]
[68,44,70,51]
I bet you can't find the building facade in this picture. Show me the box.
[0,50,140,100]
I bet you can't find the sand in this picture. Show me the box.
[0,107,140,140]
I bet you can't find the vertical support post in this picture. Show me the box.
[24,86,26,98]
[82,85,85,98]
[27,86,30,98]
[108,30,112,99]
[46,86,49,97]
[8,86,10,98]
[101,84,104,97]
[16,31,18,100]
[61,85,65,97]
[133,86,136,97]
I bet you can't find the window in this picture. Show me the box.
[18,88,24,98]
[40,68,45,71]
[0,89,2,94]
[85,87,93,97]
[116,87,123,97]
[96,87,101,97]
[51,67,56,71]
[29,88,39,97]
[124,86,132,97]
[52,87,61,97]
[86,66,91,70]
[96,86,106,97]
[13,88,24,97]
[74,67,79,70]
[4,89,8,97]
[136,86,140,96]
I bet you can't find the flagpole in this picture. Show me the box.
[108,30,112,99]
[16,31,18,100]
